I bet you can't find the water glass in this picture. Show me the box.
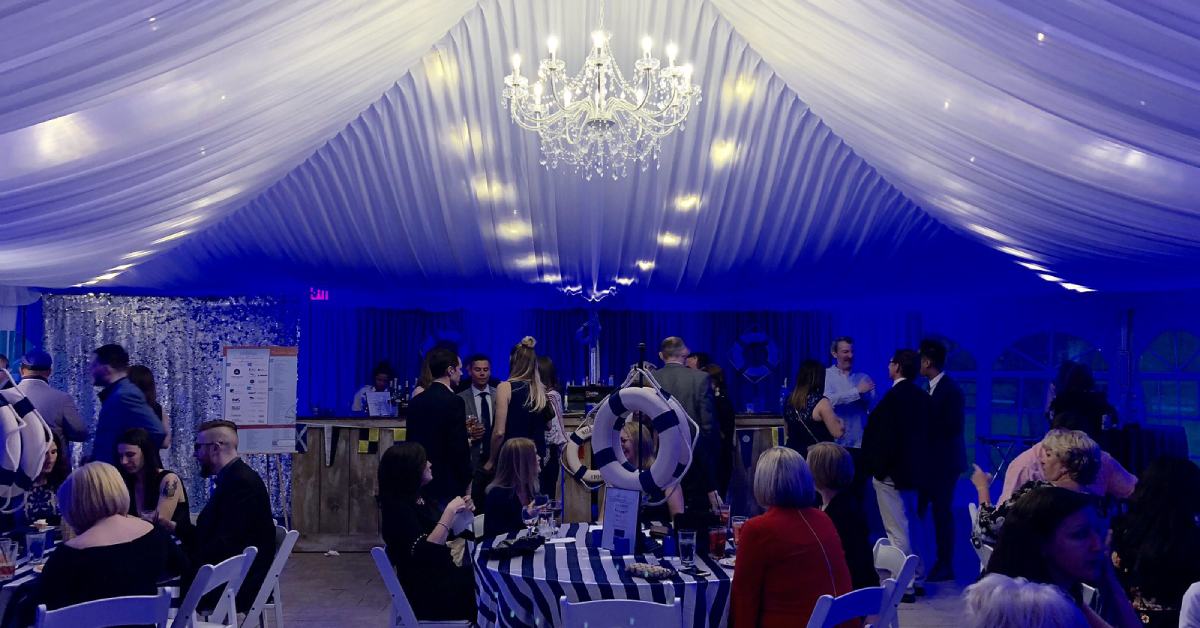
[709,527,727,559]
[547,499,563,532]
[0,540,15,579]
[731,516,747,548]
[677,530,697,569]
[718,504,731,528]
[26,532,47,565]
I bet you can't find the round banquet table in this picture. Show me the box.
[472,523,733,627]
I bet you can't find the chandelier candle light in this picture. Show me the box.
[502,0,701,180]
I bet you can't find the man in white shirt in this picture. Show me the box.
[351,362,394,415]
[459,354,495,506]
[16,348,89,442]
[824,336,876,448]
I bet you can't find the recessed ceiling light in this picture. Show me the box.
[107,264,136,272]
[710,141,736,168]
[150,230,190,245]
[657,232,682,247]
[1061,283,1095,293]
[614,277,635,286]
[1037,273,1063,282]
[636,260,655,271]
[966,224,1011,242]
[674,195,700,212]
[122,250,155,260]
[497,221,533,241]
[996,245,1039,261]
[93,272,121,281]
[1016,262,1049,272]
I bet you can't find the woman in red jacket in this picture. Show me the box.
[733,446,854,627]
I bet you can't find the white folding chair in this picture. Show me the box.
[241,526,299,628]
[806,585,888,628]
[172,547,258,628]
[1081,583,1099,611]
[472,514,486,538]
[873,538,918,628]
[559,584,682,628]
[36,589,172,628]
[968,502,992,572]
[370,547,470,627]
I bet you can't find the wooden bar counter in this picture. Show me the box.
[292,414,784,551]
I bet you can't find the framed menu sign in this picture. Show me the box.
[601,486,640,554]
[222,346,298,454]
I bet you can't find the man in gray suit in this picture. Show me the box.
[654,336,722,513]
[16,348,90,443]
[459,354,496,506]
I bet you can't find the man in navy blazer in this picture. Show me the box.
[407,348,471,509]
[918,339,967,582]
[89,344,165,464]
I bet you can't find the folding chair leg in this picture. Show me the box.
[271,585,283,628]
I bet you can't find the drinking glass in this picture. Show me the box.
[731,516,747,548]
[677,530,697,569]
[536,511,553,538]
[718,504,731,528]
[709,527,727,559]
[466,414,483,439]
[0,540,15,579]
[547,499,563,534]
[26,532,47,565]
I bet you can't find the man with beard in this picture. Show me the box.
[89,344,164,464]
[178,420,276,610]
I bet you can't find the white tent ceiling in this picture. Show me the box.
[2,0,1199,302]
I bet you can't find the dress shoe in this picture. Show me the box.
[914,585,927,597]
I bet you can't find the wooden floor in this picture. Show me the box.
[279,552,966,627]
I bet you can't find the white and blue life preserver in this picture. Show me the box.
[589,386,693,503]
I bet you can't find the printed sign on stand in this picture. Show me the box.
[222,346,298,454]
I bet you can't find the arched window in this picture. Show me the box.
[1139,331,1200,458]
[991,333,1108,437]
[923,334,979,464]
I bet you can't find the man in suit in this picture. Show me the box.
[89,344,165,463]
[459,353,495,506]
[862,348,931,595]
[407,347,471,509]
[182,420,276,610]
[654,336,721,514]
[918,339,967,582]
[16,348,90,443]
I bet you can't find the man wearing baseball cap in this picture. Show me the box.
[16,348,90,443]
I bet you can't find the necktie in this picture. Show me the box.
[479,391,491,431]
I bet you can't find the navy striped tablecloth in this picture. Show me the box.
[472,523,732,627]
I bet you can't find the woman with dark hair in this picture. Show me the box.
[1111,456,1200,627]
[1047,361,1116,438]
[23,431,69,525]
[702,363,736,496]
[378,442,475,621]
[115,428,191,536]
[987,485,1140,628]
[783,359,844,455]
[128,365,171,449]
[537,355,566,496]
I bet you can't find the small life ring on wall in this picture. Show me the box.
[589,386,693,503]
[729,330,781,383]
[560,423,605,489]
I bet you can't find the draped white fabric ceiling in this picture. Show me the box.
[3,1,1198,302]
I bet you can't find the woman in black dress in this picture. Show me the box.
[22,431,68,526]
[378,442,476,621]
[115,428,191,537]
[39,462,186,611]
[128,365,171,449]
[485,337,552,487]
[783,360,844,455]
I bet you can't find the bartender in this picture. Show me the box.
[352,362,395,415]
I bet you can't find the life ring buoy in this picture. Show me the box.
[729,331,780,383]
[561,423,605,488]
[0,377,51,514]
[590,387,692,502]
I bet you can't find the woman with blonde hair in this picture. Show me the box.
[484,337,551,486]
[732,447,852,627]
[973,429,1104,548]
[483,437,540,536]
[615,421,684,521]
[37,462,185,610]
[807,442,875,588]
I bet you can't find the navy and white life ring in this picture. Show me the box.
[729,331,780,383]
[0,374,52,514]
[589,386,692,503]
[561,423,605,489]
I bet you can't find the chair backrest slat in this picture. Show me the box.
[558,585,682,628]
[36,590,172,628]
[240,526,299,628]
[806,586,886,628]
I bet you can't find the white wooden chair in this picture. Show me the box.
[806,585,888,628]
[36,590,172,628]
[873,538,919,628]
[968,502,993,572]
[370,547,470,627]
[240,526,299,628]
[559,584,682,628]
[171,547,258,628]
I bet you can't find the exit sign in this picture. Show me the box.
[308,287,330,301]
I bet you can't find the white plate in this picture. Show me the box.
[718,557,735,568]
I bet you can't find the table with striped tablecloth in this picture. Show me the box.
[472,523,732,627]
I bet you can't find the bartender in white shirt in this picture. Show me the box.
[351,362,395,415]
[823,336,876,448]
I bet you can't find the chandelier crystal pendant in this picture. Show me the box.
[502,0,701,180]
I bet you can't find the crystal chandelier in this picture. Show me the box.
[502,0,701,180]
